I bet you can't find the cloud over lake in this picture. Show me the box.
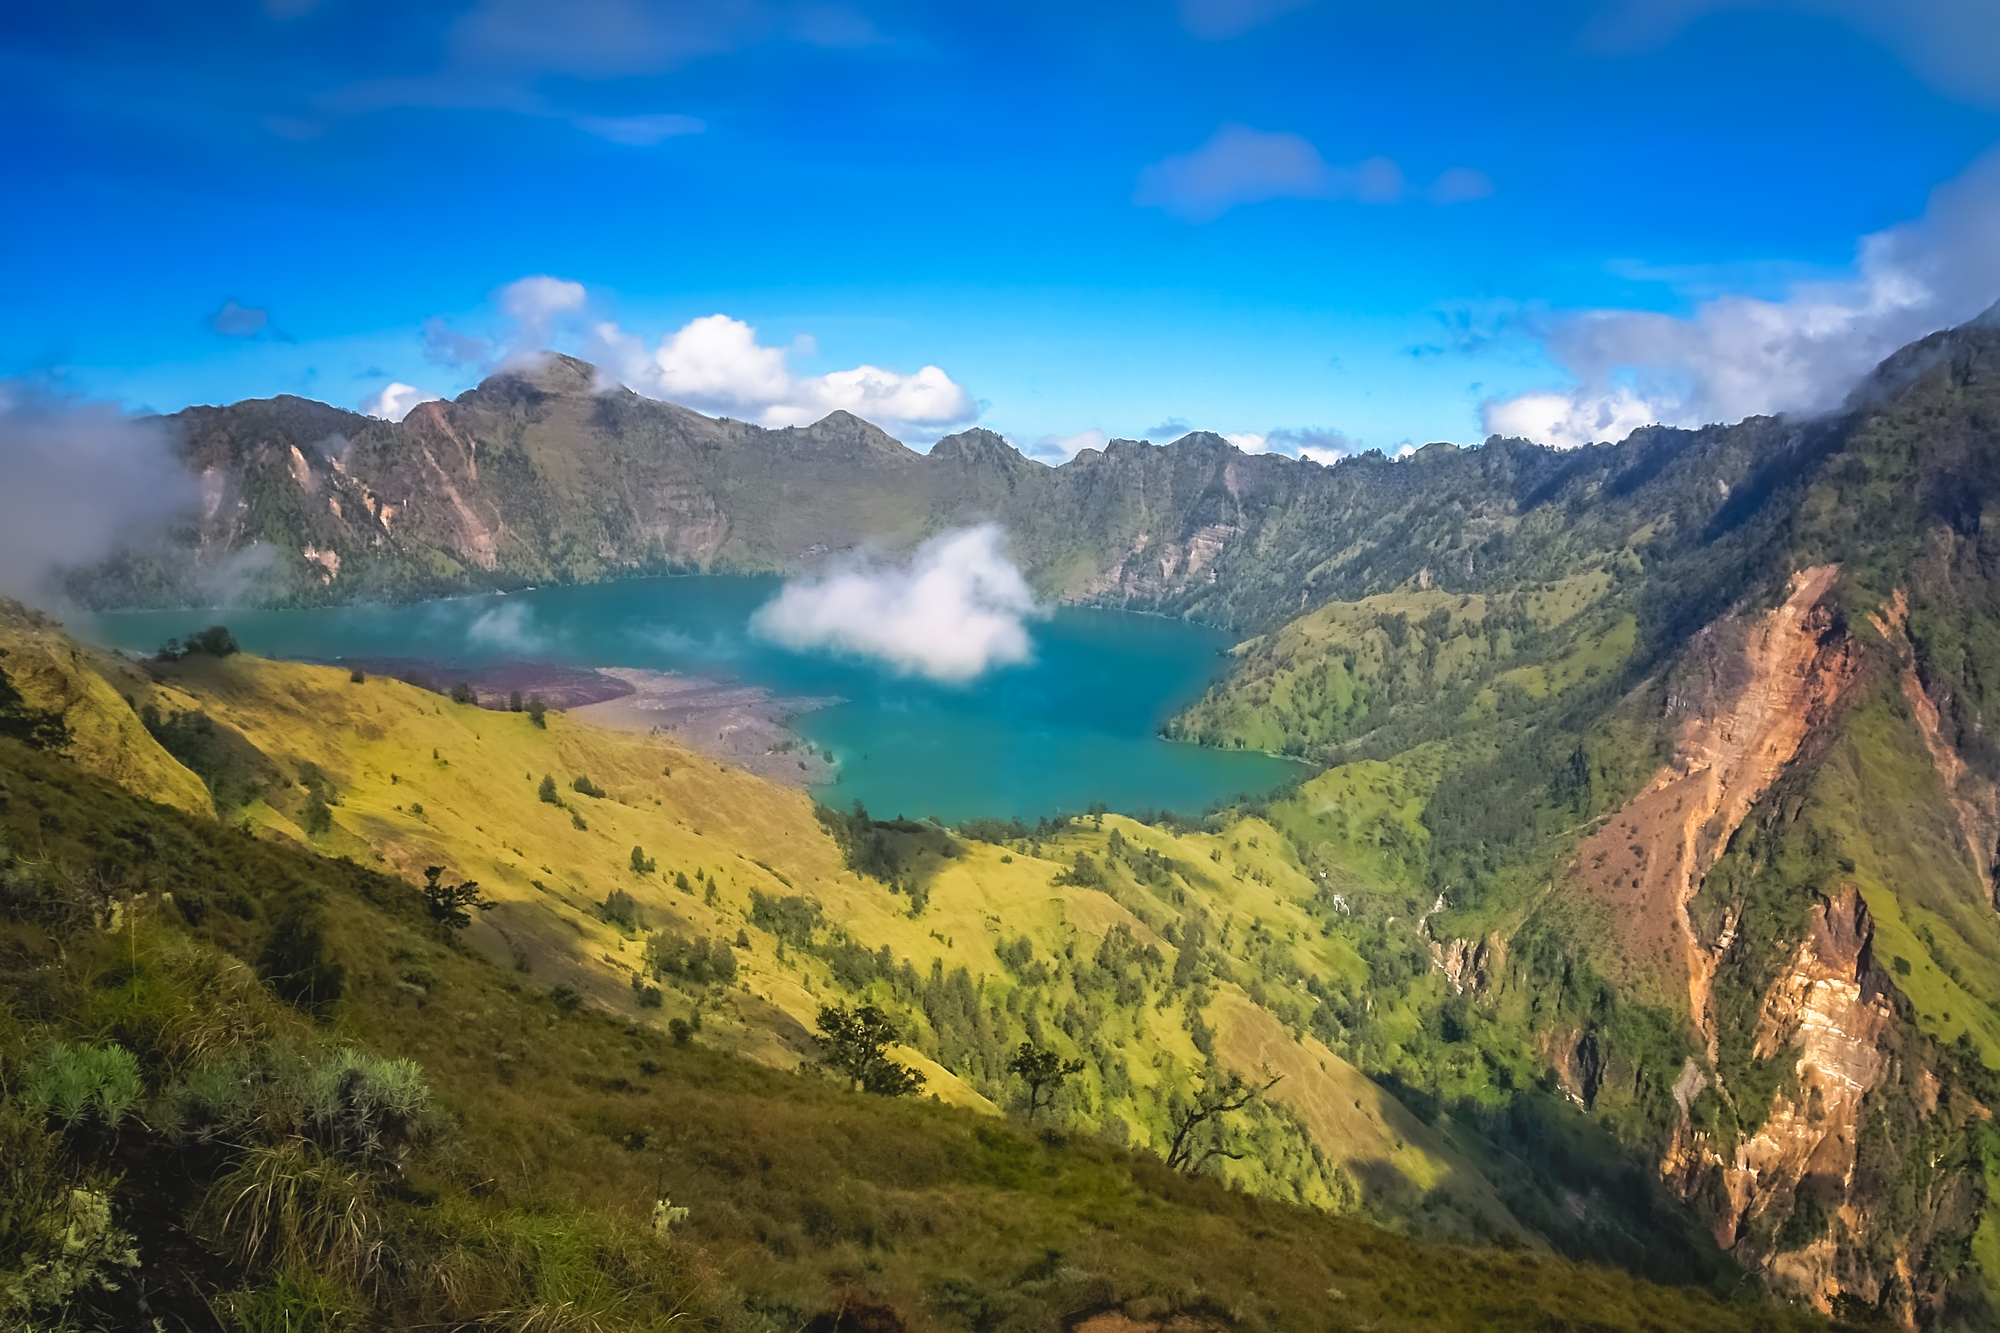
[751,525,1040,682]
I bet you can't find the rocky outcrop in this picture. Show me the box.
[1575,565,1867,1035]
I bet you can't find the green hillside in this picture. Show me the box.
[0,711,1861,1332]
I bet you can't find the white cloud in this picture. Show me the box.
[750,524,1041,682]
[1223,425,1356,462]
[496,275,588,367]
[1134,124,1494,222]
[1482,387,1659,452]
[588,311,977,439]
[359,382,443,421]
[1027,427,1108,463]
[0,386,198,602]
[1482,144,2000,448]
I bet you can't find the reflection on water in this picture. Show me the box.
[78,577,1305,823]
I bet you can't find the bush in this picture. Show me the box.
[0,665,70,752]
[537,775,559,805]
[601,889,641,931]
[261,895,346,1011]
[162,1044,443,1173]
[448,682,475,705]
[525,696,547,728]
[629,846,655,875]
[644,931,737,985]
[571,775,605,799]
[302,793,334,837]
[21,1042,143,1131]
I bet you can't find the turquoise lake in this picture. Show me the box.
[77,578,1304,824]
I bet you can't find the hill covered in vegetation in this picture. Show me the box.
[0,607,1865,1333]
[18,310,2000,1328]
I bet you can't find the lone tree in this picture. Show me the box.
[420,865,495,930]
[630,846,656,875]
[1163,1069,1283,1175]
[813,1003,925,1097]
[525,695,548,728]
[449,681,476,705]
[509,689,523,712]
[1008,1041,1086,1122]
[537,774,560,805]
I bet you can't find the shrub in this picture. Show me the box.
[260,895,346,1011]
[571,775,605,799]
[525,696,547,728]
[537,775,559,805]
[21,1042,143,1131]
[644,931,737,985]
[162,1044,443,1173]
[601,889,641,931]
[448,682,475,705]
[629,846,655,875]
[348,667,365,684]
[0,665,70,752]
[750,890,822,948]
[302,793,334,837]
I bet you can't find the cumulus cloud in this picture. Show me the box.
[1481,145,2000,448]
[0,387,199,603]
[1134,123,1494,222]
[750,524,1041,682]
[359,382,444,421]
[587,311,977,440]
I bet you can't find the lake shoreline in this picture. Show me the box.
[570,667,841,790]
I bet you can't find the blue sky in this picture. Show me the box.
[5,0,1999,457]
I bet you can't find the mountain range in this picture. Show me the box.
[6,307,2000,1329]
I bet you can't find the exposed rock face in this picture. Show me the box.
[1576,565,1867,1031]
[1662,891,1896,1289]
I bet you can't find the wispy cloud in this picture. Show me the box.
[208,300,293,341]
[751,524,1041,682]
[1592,0,2000,110]
[467,600,547,652]
[571,111,705,144]
[1481,144,2000,449]
[0,386,198,603]
[1178,0,1317,40]
[1134,123,1492,223]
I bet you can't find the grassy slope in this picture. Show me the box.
[0,734,1855,1332]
